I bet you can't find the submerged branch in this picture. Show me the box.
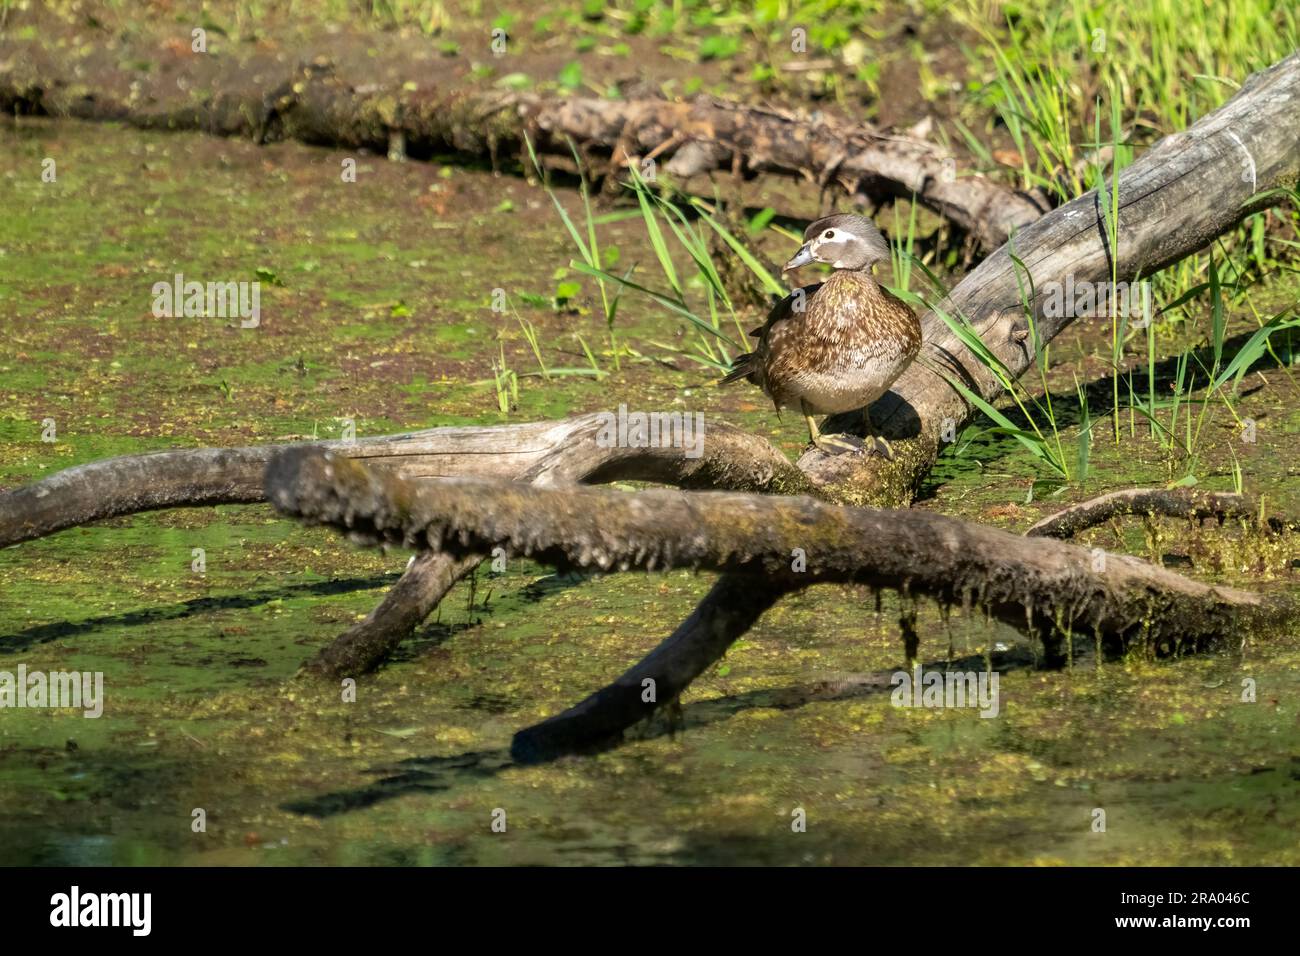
[512,574,789,763]
[266,447,1297,755]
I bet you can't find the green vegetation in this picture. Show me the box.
[1,0,1297,866]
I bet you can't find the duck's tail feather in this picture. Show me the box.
[718,351,755,386]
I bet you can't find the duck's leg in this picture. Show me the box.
[863,406,894,460]
[802,399,864,455]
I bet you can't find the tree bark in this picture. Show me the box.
[1026,487,1299,539]
[301,550,484,678]
[0,414,808,550]
[0,415,809,676]
[0,57,1041,249]
[295,414,810,676]
[264,447,1297,758]
[265,447,1287,648]
[799,51,1300,504]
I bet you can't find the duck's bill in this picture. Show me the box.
[783,243,815,272]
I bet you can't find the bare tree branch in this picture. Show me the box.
[1026,487,1300,539]
[0,414,808,550]
[265,447,1297,754]
[0,415,810,678]
[300,550,484,678]
[297,414,811,676]
[512,574,790,762]
[0,58,1042,249]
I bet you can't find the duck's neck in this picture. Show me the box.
[829,267,885,294]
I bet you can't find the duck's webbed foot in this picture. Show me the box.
[866,435,894,460]
[812,432,866,456]
[803,400,895,457]
[862,407,895,460]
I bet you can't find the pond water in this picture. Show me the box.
[1,121,1297,866]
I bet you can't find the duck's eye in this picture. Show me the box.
[823,230,835,239]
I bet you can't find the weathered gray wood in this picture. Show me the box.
[1026,487,1298,538]
[0,414,808,550]
[0,446,273,550]
[0,414,809,677]
[527,94,1044,248]
[265,447,1297,758]
[802,51,1300,500]
[0,58,1041,249]
[297,412,811,676]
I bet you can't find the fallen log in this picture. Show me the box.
[1027,487,1300,539]
[799,51,1300,504]
[297,413,811,676]
[1,414,810,676]
[3,53,1296,679]
[0,414,807,550]
[264,447,1297,761]
[0,55,1041,249]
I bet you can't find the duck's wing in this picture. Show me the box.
[721,283,822,392]
[747,282,823,340]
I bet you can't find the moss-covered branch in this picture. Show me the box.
[1026,487,1300,539]
[0,56,1040,249]
[266,447,1298,757]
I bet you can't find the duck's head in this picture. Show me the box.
[783,214,891,274]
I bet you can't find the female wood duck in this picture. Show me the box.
[722,214,921,457]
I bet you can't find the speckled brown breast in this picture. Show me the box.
[758,270,921,414]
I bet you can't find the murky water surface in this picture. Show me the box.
[1,122,1297,865]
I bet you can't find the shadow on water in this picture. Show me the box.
[0,574,401,652]
[384,569,596,663]
[281,748,515,817]
[284,647,1039,818]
